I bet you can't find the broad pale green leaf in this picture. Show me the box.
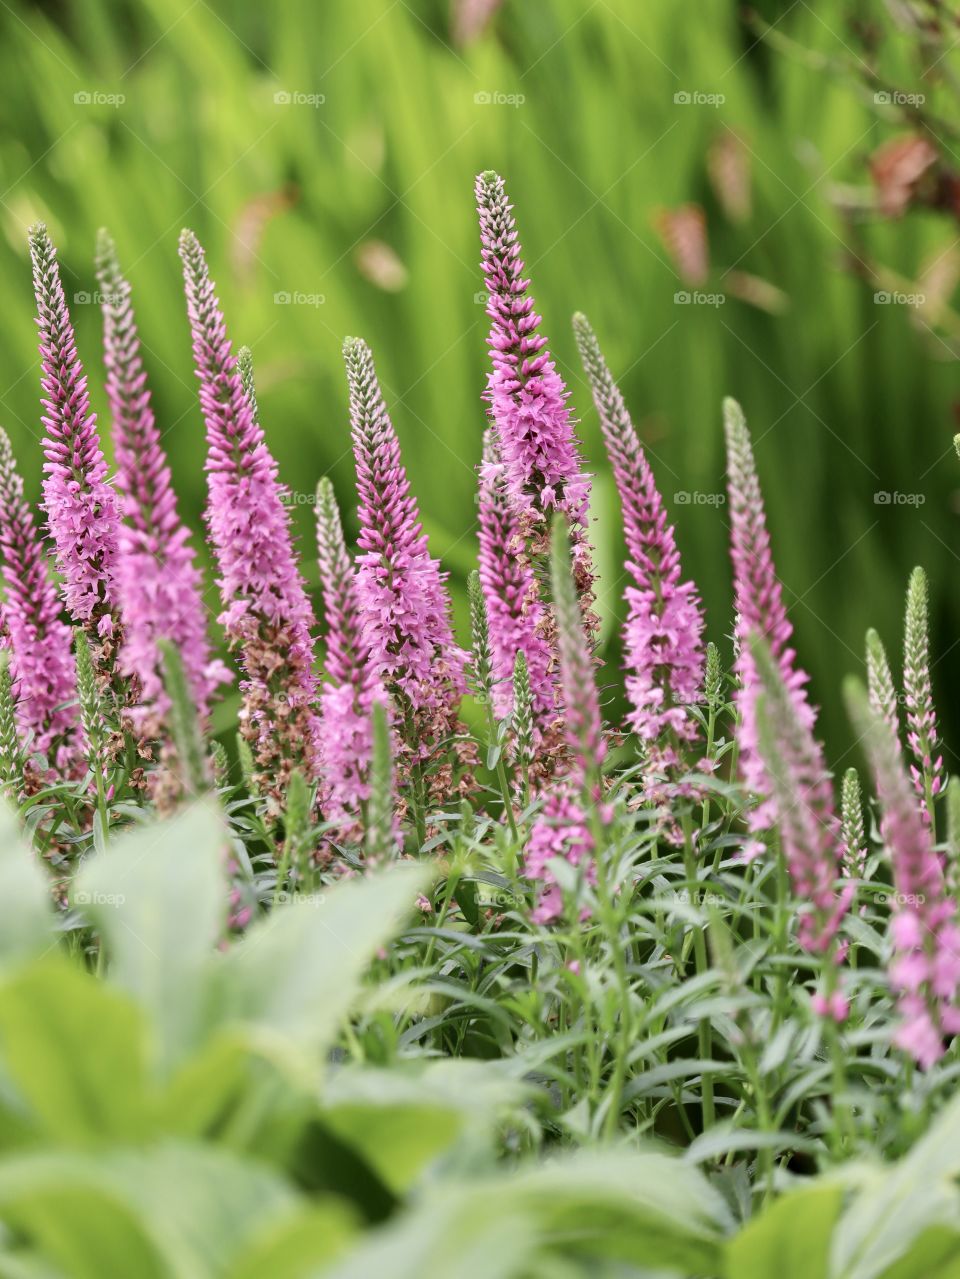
[220,864,430,1060]
[0,1143,301,1279]
[832,1092,960,1279]
[0,806,54,963]
[320,1061,526,1193]
[0,961,148,1144]
[479,1149,732,1273]
[876,1228,960,1279]
[726,1183,844,1279]
[73,802,226,1072]
[225,1203,357,1279]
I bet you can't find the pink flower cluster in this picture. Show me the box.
[0,429,78,768]
[345,336,468,742]
[573,312,704,752]
[852,683,960,1067]
[477,431,554,723]
[30,225,121,642]
[724,399,814,829]
[475,172,591,538]
[179,230,321,795]
[96,230,229,726]
[315,476,389,830]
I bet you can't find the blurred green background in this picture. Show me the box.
[0,0,958,763]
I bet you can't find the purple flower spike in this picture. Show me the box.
[475,172,596,619]
[574,313,705,752]
[477,430,554,724]
[96,230,229,729]
[903,567,943,824]
[29,224,122,656]
[179,230,320,805]
[847,678,960,1068]
[0,428,79,769]
[755,639,852,962]
[315,476,390,834]
[344,336,468,768]
[724,398,814,830]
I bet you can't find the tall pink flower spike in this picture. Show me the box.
[29,224,122,679]
[724,397,814,832]
[179,229,320,809]
[0,427,79,771]
[96,229,229,731]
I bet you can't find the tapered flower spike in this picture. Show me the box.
[0,427,79,768]
[0,652,26,801]
[754,638,852,984]
[846,677,960,1068]
[366,702,399,865]
[179,231,321,808]
[344,336,470,783]
[315,476,390,836]
[29,224,122,669]
[96,230,229,730]
[573,312,705,755]
[475,172,598,653]
[724,397,814,830]
[947,777,960,899]
[512,650,534,781]
[866,628,899,743]
[841,767,868,907]
[903,567,943,825]
[523,519,607,924]
[475,172,591,537]
[476,430,555,724]
[549,517,606,785]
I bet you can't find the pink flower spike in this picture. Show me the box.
[96,229,229,728]
[573,312,705,749]
[724,398,815,830]
[315,476,392,836]
[344,336,469,771]
[0,427,79,770]
[179,230,320,806]
[846,676,960,1067]
[477,430,554,724]
[29,224,121,650]
[754,637,851,957]
[475,172,592,541]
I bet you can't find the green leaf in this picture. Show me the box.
[220,864,430,1061]
[0,1143,302,1279]
[320,1061,526,1194]
[225,1203,357,1279]
[727,1183,844,1279]
[0,806,54,963]
[495,1150,732,1272]
[832,1092,960,1279]
[73,802,226,1072]
[0,961,148,1144]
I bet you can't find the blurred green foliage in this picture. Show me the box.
[0,0,958,759]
